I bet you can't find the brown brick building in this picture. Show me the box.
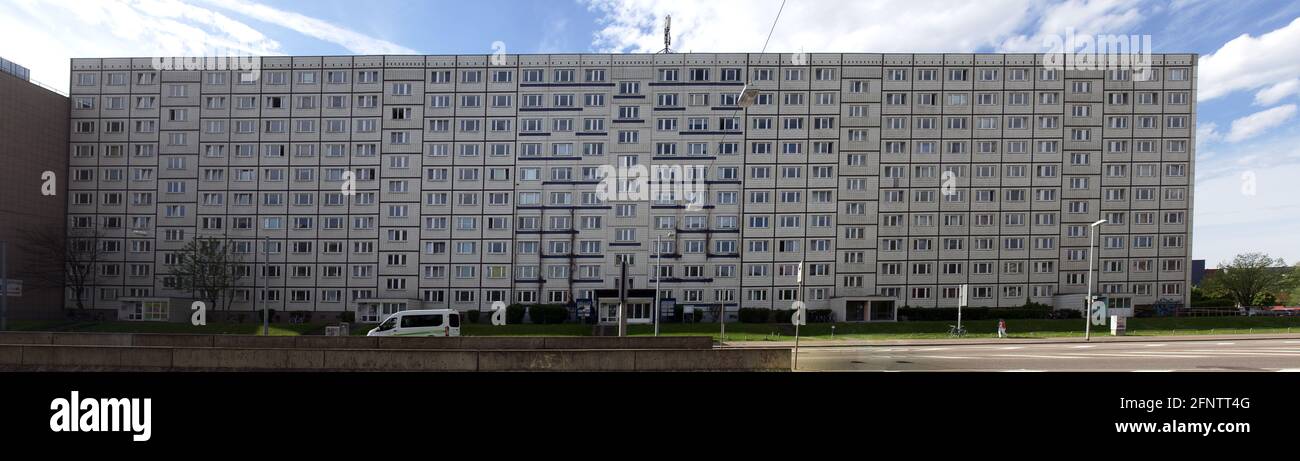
[0,59,68,320]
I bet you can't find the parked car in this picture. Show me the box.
[366,309,461,337]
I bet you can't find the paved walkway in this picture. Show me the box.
[724,332,1300,349]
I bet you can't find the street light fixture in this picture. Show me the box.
[1085,219,1107,341]
[653,231,674,337]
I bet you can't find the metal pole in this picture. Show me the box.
[653,234,660,337]
[793,260,803,370]
[1085,227,1097,341]
[262,235,269,336]
[618,260,627,337]
[1,240,9,331]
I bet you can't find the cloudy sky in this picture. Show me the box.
[1,0,1297,267]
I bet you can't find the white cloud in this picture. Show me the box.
[0,0,414,92]
[1199,16,1300,101]
[1253,78,1300,105]
[204,0,417,55]
[1224,104,1297,142]
[585,0,1038,54]
[584,0,1152,56]
[1197,121,1222,149]
[1193,130,1300,264]
[997,0,1145,52]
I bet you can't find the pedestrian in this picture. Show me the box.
[997,318,1007,338]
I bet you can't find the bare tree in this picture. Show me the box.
[168,236,243,311]
[17,227,106,310]
[1203,253,1296,307]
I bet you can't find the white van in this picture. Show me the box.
[366,309,462,337]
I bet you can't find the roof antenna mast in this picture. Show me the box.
[658,14,673,54]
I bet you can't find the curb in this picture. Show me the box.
[723,333,1300,349]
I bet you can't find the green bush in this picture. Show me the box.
[465,310,481,323]
[770,309,792,324]
[339,310,356,323]
[528,304,570,324]
[738,307,771,323]
[506,304,528,324]
[897,306,1067,321]
[808,309,834,323]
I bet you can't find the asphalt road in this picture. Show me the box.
[793,337,1300,371]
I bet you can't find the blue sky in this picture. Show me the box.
[1,0,1298,267]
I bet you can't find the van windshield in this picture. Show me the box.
[401,314,443,328]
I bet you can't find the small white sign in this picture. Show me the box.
[0,279,21,297]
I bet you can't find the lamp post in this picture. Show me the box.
[1085,219,1107,341]
[653,231,674,337]
[1,240,9,331]
[261,235,270,336]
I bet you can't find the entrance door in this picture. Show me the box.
[600,303,619,324]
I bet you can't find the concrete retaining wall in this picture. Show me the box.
[0,344,789,371]
[0,332,714,350]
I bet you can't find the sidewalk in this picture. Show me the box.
[722,332,1300,349]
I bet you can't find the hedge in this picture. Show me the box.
[528,304,570,324]
[737,308,771,323]
[897,306,1079,321]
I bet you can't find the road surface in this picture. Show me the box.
[790,337,1300,371]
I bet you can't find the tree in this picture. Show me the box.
[17,228,106,310]
[168,236,243,311]
[1202,253,1295,307]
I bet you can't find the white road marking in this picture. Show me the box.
[1133,369,1174,372]
[1216,342,1236,345]
[916,355,975,360]
[1001,369,1044,372]
[1071,345,1096,349]
[993,354,1085,359]
[918,347,952,351]
[998,346,1024,350]
[1144,344,1166,347]
[1275,369,1300,372]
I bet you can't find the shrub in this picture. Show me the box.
[529,304,570,324]
[808,309,834,323]
[770,309,792,324]
[897,306,1066,321]
[506,304,528,324]
[738,307,771,323]
[339,310,356,323]
[465,310,481,323]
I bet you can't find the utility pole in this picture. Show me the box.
[617,259,628,337]
[261,235,270,336]
[1085,219,1107,341]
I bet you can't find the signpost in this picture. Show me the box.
[791,300,806,370]
[958,284,968,334]
[792,261,805,370]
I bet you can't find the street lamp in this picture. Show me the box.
[1085,219,1107,341]
[653,231,674,337]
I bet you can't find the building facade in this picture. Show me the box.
[2,57,69,319]
[66,53,1194,322]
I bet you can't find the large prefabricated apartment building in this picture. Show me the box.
[65,53,1195,323]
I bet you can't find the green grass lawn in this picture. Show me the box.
[7,316,1300,341]
[7,320,325,336]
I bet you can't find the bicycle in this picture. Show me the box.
[947,324,967,337]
